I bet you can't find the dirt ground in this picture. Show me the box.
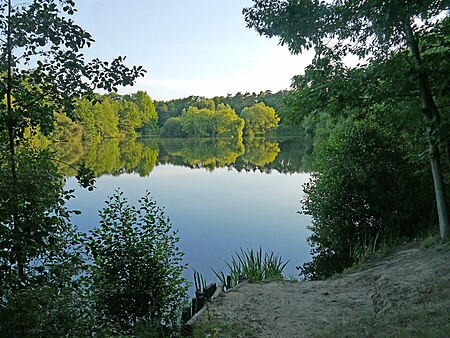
[191,243,450,337]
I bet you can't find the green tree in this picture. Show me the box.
[118,100,142,136]
[160,116,186,137]
[164,103,244,138]
[93,96,121,138]
[74,96,121,140]
[0,0,144,333]
[241,102,280,136]
[244,0,450,239]
[87,191,188,335]
[52,112,83,143]
[73,98,99,140]
[216,103,245,138]
[128,91,158,133]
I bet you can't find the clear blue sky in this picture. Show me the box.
[74,0,313,100]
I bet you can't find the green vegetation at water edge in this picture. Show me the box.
[213,247,289,289]
[244,0,450,278]
[0,1,186,336]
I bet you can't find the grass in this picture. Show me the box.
[191,320,257,338]
[212,247,288,289]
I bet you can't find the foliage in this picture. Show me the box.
[74,96,121,140]
[155,90,289,127]
[127,91,158,133]
[160,116,185,137]
[0,283,94,337]
[73,91,157,139]
[161,103,244,138]
[0,0,147,335]
[118,100,142,136]
[244,0,450,240]
[52,112,83,143]
[0,146,92,336]
[87,191,188,334]
[0,145,76,287]
[213,247,288,288]
[241,102,280,136]
[0,0,145,138]
[243,0,448,57]
[300,122,434,280]
[0,0,144,285]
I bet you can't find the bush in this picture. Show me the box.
[300,121,433,280]
[0,285,94,337]
[87,190,188,335]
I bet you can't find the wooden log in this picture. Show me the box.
[226,275,231,289]
[181,306,192,324]
[204,283,217,300]
[195,290,205,312]
[191,297,197,316]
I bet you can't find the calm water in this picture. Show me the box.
[66,137,312,286]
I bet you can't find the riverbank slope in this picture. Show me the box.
[192,241,450,337]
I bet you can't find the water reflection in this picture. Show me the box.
[65,136,313,285]
[58,136,312,177]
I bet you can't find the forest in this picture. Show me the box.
[37,89,285,143]
[0,0,449,336]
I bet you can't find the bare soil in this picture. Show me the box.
[192,242,450,337]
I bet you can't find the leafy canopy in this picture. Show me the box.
[243,0,449,57]
[0,0,146,137]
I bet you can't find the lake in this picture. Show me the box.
[65,137,313,288]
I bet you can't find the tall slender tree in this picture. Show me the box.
[244,0,450,239]
[0,0,145,285]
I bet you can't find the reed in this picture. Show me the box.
[193,269,206,292]
[213,247,289,289]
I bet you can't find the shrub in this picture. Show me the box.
[300,121,433,280]
[87,191,188,335]
[0,284,94,337]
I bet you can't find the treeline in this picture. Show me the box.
[155,90,288,127]
[244,2,450,279]
[72,91,158,140]
[160,103,245,138]
[155,91,285,138]
[51,91,284,142]
[159,101,280,138]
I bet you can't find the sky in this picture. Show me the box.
[73,0,314,101]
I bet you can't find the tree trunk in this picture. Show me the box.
[6,0,25,280]
[404,19,449,240]
[6,0,15,182]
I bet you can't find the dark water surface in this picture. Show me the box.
[66,137,312,284]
